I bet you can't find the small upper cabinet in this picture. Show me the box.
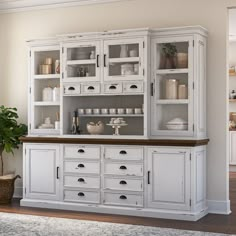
[103,38,145,81]
[62,41,101,82]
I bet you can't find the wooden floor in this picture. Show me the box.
[1,173,236,235]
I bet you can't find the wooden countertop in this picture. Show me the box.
[20,136,209,147]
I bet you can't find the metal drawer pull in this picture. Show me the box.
[119,180,127,185]
[119,150,127,155]
[97,54,99,68]
[78,164,85,168]
[119,195,127,200]
[104,54,107,67]
[78,178,85,182]
[78,192,85,197]
[68,87,75,90]
[109,85,116,90]
[148,171,150,184]
[130,85,138,89]
[78,149,85,153]
[87,86,95,90]
[56,167,59,179]
[119,165,127,170]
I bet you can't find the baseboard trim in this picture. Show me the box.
[13,187,23,199]
[207,200,231,215]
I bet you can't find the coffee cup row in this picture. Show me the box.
[78,108,143,115]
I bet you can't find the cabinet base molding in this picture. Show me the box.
[20,199,208,221]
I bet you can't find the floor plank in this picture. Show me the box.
[0,173,236,234]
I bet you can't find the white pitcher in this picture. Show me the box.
[120,45,128,58]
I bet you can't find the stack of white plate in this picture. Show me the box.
[166,118,188,130]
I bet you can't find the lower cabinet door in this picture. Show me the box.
[25,144,60,201]
[147,148,191,211]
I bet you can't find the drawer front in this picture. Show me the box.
[104,147,143,161]
[64,161,100,174]
[64,84,80,95]
[64,175,100,189]
[103,192,143,207]
[81,83,100,95]
[104,177,143,191]
[104,83,122,94]
[64,190,100,204]
[104,163,143,176]
[123,81,143,93]
[64,145,100,159]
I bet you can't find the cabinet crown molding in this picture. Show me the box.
[0,0,128,13]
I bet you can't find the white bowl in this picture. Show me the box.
[134,108,142,114]
[93,108,100,114]
[166,124,188,130]
[85,108,92,114]
[117,108,125,114]
[109,108,116,114]
[126,108,133,114]
[87,122,104,135]
[78,109,84,115]
[101,108,108,114]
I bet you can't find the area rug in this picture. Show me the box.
[0,212,233,236]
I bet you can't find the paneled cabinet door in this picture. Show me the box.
[230,132,236,165]
[25,144,60,201]
[103,38,145,81]
[146,148,191,211]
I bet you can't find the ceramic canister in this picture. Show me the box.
[166,79,178,99]
[52,86,60,102]
[178,84,188,99]
[42,86,53,101]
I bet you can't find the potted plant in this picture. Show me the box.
[0,106,27,204]
[160,43,177,69]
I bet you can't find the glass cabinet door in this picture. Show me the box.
[103,38,144,81]
[151,36,194,137]
[63,41,101,82]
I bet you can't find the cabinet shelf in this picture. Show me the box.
[156,99,189,104]
[229,99,236,102]
[79,114,144,117]
[67,59,96,65]
[109,57,140,63]
[34,101,60,106]
[156,69,188,74]
[34,74,60,79]
[229,72,236,77]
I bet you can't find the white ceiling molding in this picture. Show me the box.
[0,0,129,13]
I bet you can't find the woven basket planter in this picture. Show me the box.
[0,175,20,204]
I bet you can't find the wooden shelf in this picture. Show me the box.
[67,59,96,65]
[109,57,140,63]
[79,114,144,117]
[34,74,60,79]
[34,101,60,106]
[156,68,188,74]
[156,99,189,104]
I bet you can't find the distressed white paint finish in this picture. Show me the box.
[0,0,128,13]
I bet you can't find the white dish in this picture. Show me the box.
[126,108,133,114]
[78,109,84,115]
[109,108,116,114]
[167,118,187,125]
[166,124,188,130]
[93,108,100,114]
[134,108,142,114]
[101,108,108,114]
[85,108,92,114]
[117,108,125,114]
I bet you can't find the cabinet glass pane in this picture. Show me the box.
[156,42,189,70]
[67,64,96,78]
[34,51,60,75]
[155,104,188,131]
[67,46,96,61]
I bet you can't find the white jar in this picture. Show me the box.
[178,84,188,99]
[52,86,60,102]
[42,86,53,101]
[165,79,178,99]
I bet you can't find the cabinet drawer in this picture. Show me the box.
[104,163,143,176]
[64,161,100,174]
[104,147,143,161]
[64,145,100,159]
[104,83,122,94]
[123,81,143,93]
[64,190,100,204]
[64,175,100,189]
[103,192,143,207]
[81,83,100,95]
[104,177,143,191]
[64,84,80,95]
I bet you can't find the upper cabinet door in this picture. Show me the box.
[62,41,101,82]
[103,38,144,81]
[150,36,194,137]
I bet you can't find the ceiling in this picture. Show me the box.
[0,0,124,13]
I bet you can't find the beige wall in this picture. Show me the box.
[0,0,234,203]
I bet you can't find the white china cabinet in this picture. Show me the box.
[22,26,208,221]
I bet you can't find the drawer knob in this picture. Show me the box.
[119,180,127,185]
[87,86,95,90]
[119,150,127,155]
[68,87,75,90]
[109,85,116,90]
[119,195,127,200]
[78,149,85,153]
[78,178,85,182]
[78,164,85,168]
[78,192,85,197]
[130,85,138,89]
[119,165,127,170]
